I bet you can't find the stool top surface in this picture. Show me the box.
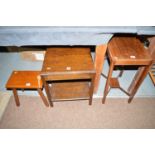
[6,71,43,89]
[108,36,152,65]
[41,47,95,75]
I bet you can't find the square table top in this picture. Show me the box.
[6,71,42,89]
[41,47,95,76]
[108,36,152,65]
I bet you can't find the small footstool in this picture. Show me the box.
[6,71,49,107]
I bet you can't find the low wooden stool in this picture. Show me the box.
[6,71,49,107]
[41,47,96,107]
[102,36,152,104]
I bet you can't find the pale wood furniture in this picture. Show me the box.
[102,36,153,104]
[6,71,49,107]
[41,47,96,107]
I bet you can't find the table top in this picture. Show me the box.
[108,36,152,65]
[41,47,95,75]
[6,71,43,89]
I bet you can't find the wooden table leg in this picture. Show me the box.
[89,74,95,105]
[37,88,49,107]
[128,67,145,94]
[12,88,20,106]
[42,77,54,107]
[94,44,107,93]
[128,65,152,103]
[102,61,115,104]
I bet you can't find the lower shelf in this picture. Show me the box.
[50,81,90,101]
[109,78,120,88]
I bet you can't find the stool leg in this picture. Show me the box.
[12,89,20,106]
[102,62,115,104]
[128,65,151,103]
[37,88,49,107]
[42,78,53,107]
[89,75,95,105]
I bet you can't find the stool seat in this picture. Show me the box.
[6,71,42,89]
[41,47,96,107]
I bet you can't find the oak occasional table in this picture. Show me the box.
[41,47,96,107]
[102,36,153,103]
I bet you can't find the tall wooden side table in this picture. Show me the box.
[102,36,153,103]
